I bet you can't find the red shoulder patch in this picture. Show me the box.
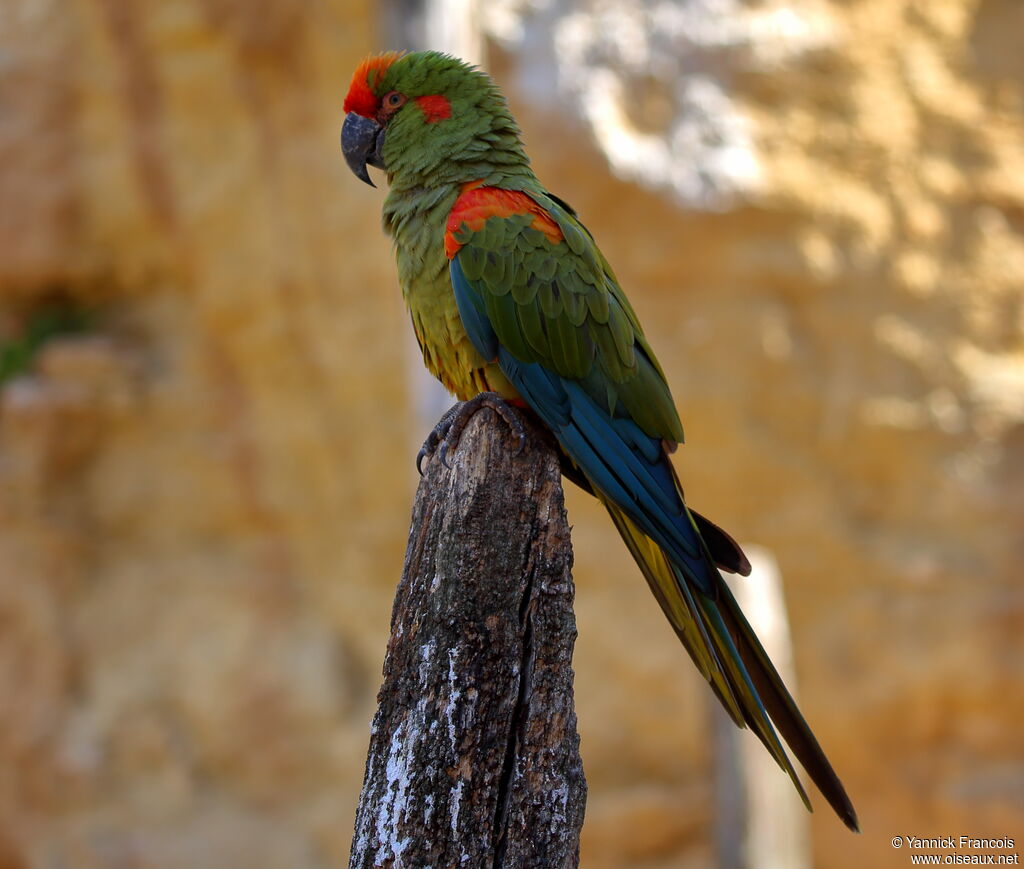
[343,52,403,118]
[416,95,452,123]
[445,183,564,259]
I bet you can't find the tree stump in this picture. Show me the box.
[349,408,586,869]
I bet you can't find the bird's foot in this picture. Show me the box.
[416,392,527,475]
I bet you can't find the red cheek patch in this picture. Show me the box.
[416,95,452,123]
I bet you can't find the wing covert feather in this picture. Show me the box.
[447,186,683,445]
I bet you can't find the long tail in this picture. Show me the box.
[495,355,857,827]
[602,497,860,833]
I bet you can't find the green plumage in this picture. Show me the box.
[346,49,858,832]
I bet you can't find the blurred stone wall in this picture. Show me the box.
[0,1,1021,868]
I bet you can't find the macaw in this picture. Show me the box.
[341,50,857,831]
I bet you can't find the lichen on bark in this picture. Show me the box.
[349,408,586,869]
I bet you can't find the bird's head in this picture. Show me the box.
[341,50,527,189]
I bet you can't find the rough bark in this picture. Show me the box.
[349,408,586,869]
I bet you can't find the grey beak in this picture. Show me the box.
[342,113,385,187]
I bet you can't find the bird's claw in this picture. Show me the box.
[416,429,442,475]
[438,441,451,470]
[416,392,527,475]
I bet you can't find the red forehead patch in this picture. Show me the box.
[344,51,403,117]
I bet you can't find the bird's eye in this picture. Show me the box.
[384,91,405,109]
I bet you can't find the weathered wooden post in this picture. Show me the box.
[349,409,587,869]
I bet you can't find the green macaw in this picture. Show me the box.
[342,50,858,831]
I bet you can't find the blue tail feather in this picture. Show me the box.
[498,349,714,594]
